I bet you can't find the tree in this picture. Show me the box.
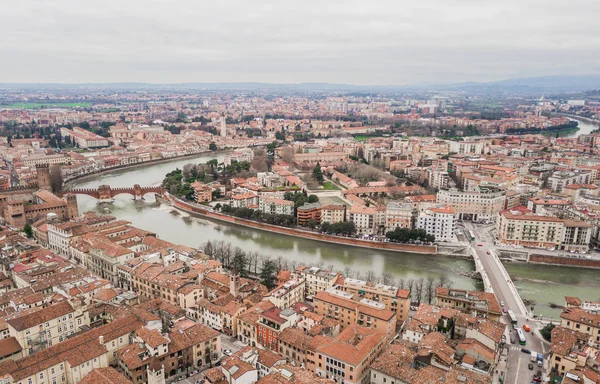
[305,219,318,230]
[540,324,555,341]
[232,249,248,277]
[23,223,33,238]
[307,195,319,203]
[260,259,278,290]
[275,131,286,141]
[312,163,324,184]
[209,142,218,151]
[203,241,214,258]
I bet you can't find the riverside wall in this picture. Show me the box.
[529,254,600,269]
[165,194,438,255]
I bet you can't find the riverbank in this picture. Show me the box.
[557,113,600,127]
[64,150,226,187]
[161,193,438,255]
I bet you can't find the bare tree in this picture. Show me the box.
[406,279,414,296]
[344,266,351,277]
[327,264,334,272]
[414,278,424,305]
[290,260,298,271]
[183,163,194,179]
[397,278,405,289]
[364,271,376,283]
[438,273,450,288]
[382,273,395,286]
[281,147,295,163]
[248,252,260,275]
[424,276,435,304]
[276,256,284,272]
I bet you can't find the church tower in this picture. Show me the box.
[230,269,240,298]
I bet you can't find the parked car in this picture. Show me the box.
[224,349,232,356]
[478,243,483,247]
[528,363,534,370]
[521,348,531,354]
[502,307,507,313]
[500,301,504,306]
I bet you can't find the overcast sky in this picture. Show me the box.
[1,0,599,85]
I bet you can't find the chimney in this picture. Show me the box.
[99,335,104,345]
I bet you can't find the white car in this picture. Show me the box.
[224,349,232,356]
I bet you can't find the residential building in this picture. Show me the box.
[436,187,505,222]
[384,202,413,232]
[6,301,89,356]
[416,206,455,242]
[259,197,294,216]
[297,203,321,226]
[313,289,397,337]
[337,277,411,323]
[319,205,346,225]
[300,267,340,298]
[435,288,502,321]
[348,205,376,235]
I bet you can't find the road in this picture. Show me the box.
[464,222,549,384]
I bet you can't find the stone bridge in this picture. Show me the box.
[64,184,165,202]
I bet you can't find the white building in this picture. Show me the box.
[436,187,505,222]
[547,170,593,193]
[258,197,294,216]
[416,206,456,242]
[348,205,377,235]
[448,140,484,155]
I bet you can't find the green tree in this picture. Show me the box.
[209,142,218,151]
[23,223,33,238]
[275,131,286,141]
[312,162,324,184]
[232,250,248,277]
[540,324,555,341]
[260,259,278,290]
[307,195,319,203]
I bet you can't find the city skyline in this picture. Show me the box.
[2,0,599,85]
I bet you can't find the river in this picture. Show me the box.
[68,146,600,318]
[563,118,599,137]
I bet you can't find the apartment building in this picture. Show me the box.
[230,193,259,208]
[256,307,299,352]
[191,181,213,203]
[84,235,135,287]
[319,205,346,224]
[313,289,396,337]
[448,141,484,155]
[129,262,196,306]
[436,187,505,222]
[427,169,450,190]
[560,307,600,346]
[549,326,590,376]
[264,276,306,309]
[0,315,142,384]
[384,202,413,232]
[337,278,411,322]
[300,267,340,298]
[237,301,276,347]
[416,206,455,242]
[497,210,592,252]
[348,205,376,235]
[6,301,89,356]
[435,288,502,321]
[297,203,321,226]
[310,325,386,384]
[548,170,593,193]
[402,304,459,344]
[258,197,294,216]
[60,127,110,148]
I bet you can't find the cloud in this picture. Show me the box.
[1,0,599,84]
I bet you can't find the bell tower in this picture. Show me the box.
[36,164,51,191]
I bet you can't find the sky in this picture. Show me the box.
[1,0,599,85]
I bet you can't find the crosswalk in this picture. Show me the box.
[507,345,523,352]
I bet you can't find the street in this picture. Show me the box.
[464,222,549,384]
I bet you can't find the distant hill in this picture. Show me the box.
[1,75,599,93]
